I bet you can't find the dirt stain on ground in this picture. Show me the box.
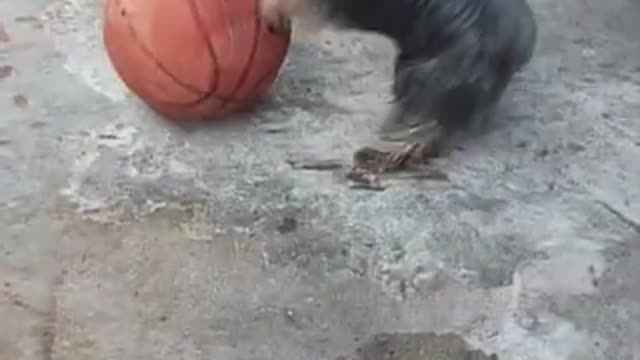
[352,332,497,360]
[13,93,28,108]
[0,22,10,43]
[0,65,13,80]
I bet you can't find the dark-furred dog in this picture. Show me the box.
[260,0,538,164]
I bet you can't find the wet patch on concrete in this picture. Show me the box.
[351,332,497,360]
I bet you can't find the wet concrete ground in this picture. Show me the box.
[1,0,640,359]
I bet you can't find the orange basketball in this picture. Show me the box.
[103,0,291,122]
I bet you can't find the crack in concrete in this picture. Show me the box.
[597,200,640,238]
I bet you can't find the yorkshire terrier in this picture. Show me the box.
[260,0,538,170]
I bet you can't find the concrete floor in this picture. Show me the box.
[1,0,640,359]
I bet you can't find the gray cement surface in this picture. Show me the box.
[1,0,640,359]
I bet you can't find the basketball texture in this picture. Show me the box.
[103,0,291,121]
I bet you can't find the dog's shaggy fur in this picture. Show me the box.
[260,0,537,158]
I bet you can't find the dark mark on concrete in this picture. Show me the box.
[2,288,45,316]
[41,280,59,360]
[14,15,39,23]
[0,22,9,43]
[277,216,298,234]
[30,121,47,129]
[354,332,498,360]
[287,158,344,171]
[13,93,28,108]
[0,65,13,80]
[597,200,640,237]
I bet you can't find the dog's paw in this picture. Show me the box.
[259,0,293,33]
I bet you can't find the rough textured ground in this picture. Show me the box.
[1,0,640,359]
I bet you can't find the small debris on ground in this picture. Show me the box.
[346,145,448,191]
